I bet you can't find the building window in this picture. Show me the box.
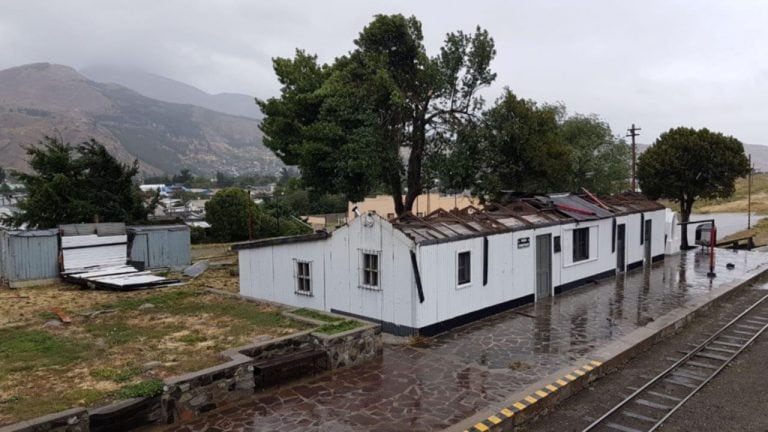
[573,228,590,262]
[361,251,380,289]
[295,260,312,295]
[458,251,471,285]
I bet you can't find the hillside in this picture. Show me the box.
[636,143,768,172]
[0,63,281,176]
[80,65,262,119]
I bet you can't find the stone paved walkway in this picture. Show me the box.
[159,249,768,432]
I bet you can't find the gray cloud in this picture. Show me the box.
[1,0,767,144]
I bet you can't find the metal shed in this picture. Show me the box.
[0,229,60,287]
[127,225,191,270]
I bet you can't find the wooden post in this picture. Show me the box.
[707,226,717,278]
[748,154,752,229]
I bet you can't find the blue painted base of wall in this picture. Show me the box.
[335,254,667,338]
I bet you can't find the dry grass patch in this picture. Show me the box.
[0,284,308,426]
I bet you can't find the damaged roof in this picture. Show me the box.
[394,192,664,245]
[231,192,665,250]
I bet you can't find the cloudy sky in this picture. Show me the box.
[1,0,767,144]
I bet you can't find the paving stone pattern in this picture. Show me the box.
[159,249,768,432]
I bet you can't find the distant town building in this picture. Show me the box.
[348,192,478,221]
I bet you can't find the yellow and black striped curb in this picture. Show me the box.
[464,360,603,432]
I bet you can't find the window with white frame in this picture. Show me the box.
[295,260,312,295]
[360,251,380,289]
[572,227,590,262]
[457,251,471,286]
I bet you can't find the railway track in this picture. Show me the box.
[582,292,768,432]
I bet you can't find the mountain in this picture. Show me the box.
[80,65,262,119]
[635,143,768,172]
[0,63,282,176]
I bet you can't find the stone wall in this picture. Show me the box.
[161,354,255,423]
[236,331,316,361]
[0,408,88,432]
[0,315,382,432]
[313,325,383,370]
[89,397,161,432]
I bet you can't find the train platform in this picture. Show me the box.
[159,249,768,432]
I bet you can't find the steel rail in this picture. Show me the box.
[581,292,768,432]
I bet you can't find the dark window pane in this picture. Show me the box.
[572,228,590,262]
[458,251,471,285]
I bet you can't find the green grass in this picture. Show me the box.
[83,321,176,346]
[106,289,200,310]
[117,379,164,399]
[89,366,141,383]
[292,308,344,323]
[0,389,108,421]
[179,333,207,344]
[104,289,303,330]
[0,329,91,377]
[178,301,296,327]
[315,320,361,335]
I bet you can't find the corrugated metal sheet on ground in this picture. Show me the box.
[59,231,177,290]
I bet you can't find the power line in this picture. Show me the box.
[627,124,641,191]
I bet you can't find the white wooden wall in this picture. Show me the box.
[238,214,418,329]
[414,209,668,328]
[238,241,327,311]
[239,209,669,331]
[324,214,417,329]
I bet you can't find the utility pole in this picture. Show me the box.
[627,124,641,191]
[748,154,753,229]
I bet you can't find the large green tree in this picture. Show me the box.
[436,90,571,200]
[205,188,310,242]
[258,14,496,215]
[638,127,749,248]
[561,114,630,194]
[5,137,148,229]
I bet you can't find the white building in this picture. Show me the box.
[235,192,675,336]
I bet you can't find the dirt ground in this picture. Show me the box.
[523,285,768,432]
[0,262,305,425]
[190,242,236,263]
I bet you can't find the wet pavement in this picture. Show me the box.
[159,249,768,432]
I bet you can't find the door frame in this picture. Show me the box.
[616,223,626,273]
[644,219,653,264]
[535,234,553,301]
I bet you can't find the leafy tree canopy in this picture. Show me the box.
[561,114,630,194]
[436,90,629,200]
[258,14,496,215]
[638,127,749,247]
[5,136,148,229]
[204,188,310,243]
[172,169,194,186]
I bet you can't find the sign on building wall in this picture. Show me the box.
[517,237,530,248]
